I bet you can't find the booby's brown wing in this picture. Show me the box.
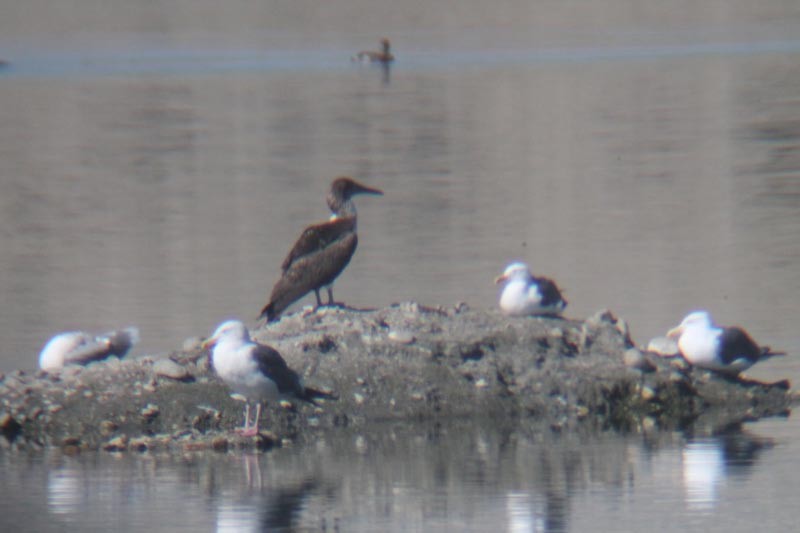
[262,232,358,320]
[250,343,304,396]
[717,327,763,365]
[280,217,356,272]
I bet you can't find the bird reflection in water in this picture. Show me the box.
[682,424,774,512]
[215,454,319,533]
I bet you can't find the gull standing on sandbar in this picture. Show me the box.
[39,327,140,371]
[203,320,307,436]
[667,310,785,375]
[259,176,383,322]
[495,262,567,317]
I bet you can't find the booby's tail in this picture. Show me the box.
[258,302,277,322]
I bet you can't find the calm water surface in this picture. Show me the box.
[1,1,800,531]
[1,418,799,532]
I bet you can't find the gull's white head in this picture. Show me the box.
[203,320,250,349]
[495,262,532,285]
[668,311,714,339]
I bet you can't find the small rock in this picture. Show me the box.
[196,356,211,373]
[279,399,293,409]
[99,419,118,437]
[103,435,128,452]
[211,436,229,452]
[129,437,150,452]
[623,348,656,372]
[388,330,415,345]
[61,437,81,455]
[182,441,208,452]
[153,359,192,381]
[647,336,680,357]
[353,393,365,405]
[141,404,160,420]
[640,385,657,401]
[182,337,204,352]
[615,318,631,343]
[399,301,421,314]
[0,412,22,440]
[143,377,158,393]
[585,309,616,329]
[475,378,488,389]
[448,302,470,316]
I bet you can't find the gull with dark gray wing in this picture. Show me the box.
[202,320,308,436]
[667,310,785,375]
[495,262,567,317]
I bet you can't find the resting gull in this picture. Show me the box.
[39,327,140,371]
[667,310,785,375]
[495,262,567,317]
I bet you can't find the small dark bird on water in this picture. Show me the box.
[259,176,383,322]
[351,38,394,64]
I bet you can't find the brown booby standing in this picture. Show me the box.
[667,310,785,375]
[495,262,567,317]
[39,327,140,371]
[259,177,383,322]
[351,38,395,64]
[202,320,307,436]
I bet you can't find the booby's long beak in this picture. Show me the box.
[666,325,683,339]
[352,182,384,197]
[494,274,508,284]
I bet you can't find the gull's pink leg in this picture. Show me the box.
[238,403,262,437]
[236,403,252,434]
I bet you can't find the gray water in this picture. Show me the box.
[2,419,799,532]
[1,1,800,531]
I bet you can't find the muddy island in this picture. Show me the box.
[1,304,795,452]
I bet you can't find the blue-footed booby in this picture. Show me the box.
[352,38,394,64]
[203,320,307,436]
[39,327,140,371]
[667,310,785,375]
[259,177,383,322]
[495,262,567,317]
